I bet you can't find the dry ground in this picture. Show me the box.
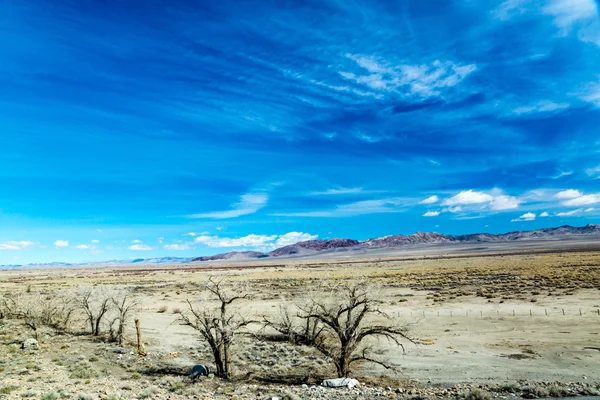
[1,248,600,399]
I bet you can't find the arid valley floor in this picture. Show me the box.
[1,243,600,399]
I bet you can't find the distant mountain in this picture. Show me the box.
[362,224,600,248]
[191,251,266,262]
[268,238,361,257]
[2,224,599,269]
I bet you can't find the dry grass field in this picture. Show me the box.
[1,248,600,399]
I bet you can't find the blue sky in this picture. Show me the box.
[1,0,600,264]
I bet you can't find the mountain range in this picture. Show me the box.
[2,224,599,269]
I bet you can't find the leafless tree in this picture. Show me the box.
[266,280,414,377]
[76,287,112,336]
[1,292,43,341]
[109,290,140,345]
[178,277,253,379]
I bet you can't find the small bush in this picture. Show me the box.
[461,388,492,400]
[41,392,60,400]
[522,385,550,399]
[548,385,569,397]
[157,306,168,313]
[0,386,19,395]
[172,308,182,314]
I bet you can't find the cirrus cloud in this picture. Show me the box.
[0,241,39,251]
[128,244,154,251]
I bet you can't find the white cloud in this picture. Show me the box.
[543,0,600,45]
[311,187,366,195]
[163,244,189,251]
[584,207,596,212]
[440,189,520,213]
[492,0,530,20]
[586,165,600,177]
[556,209,582,216]
[131,239,142,244]
[194,232,317,250]
[340,55,476,97]
[184,231,209,236]
[75,244,91,250]
[420,195,439,204]
[272,197,406,217]
[540,211,550,217]
[188,193,268,219]
[490,195,520,210]
[90,239,100,244]
[423,211,440,217]
[54,240,69,248]
[128,244,153,251]
[562,193,600,206]
[195,234,277,248]
[581,82,600,106]
[274,232,318,247]
[158,237,164,244]
[442,190,493,206]
[552,171,573,179]
[511,212,536,222]
[555,189,583,199]
[0,241,39,251]
[512,101,569,115]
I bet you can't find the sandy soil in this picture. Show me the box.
[1,245,600,398]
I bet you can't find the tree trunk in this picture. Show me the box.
[223,341,231,379]
[135,319,146,356]
[213,346,225,378]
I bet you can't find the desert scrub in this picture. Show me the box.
[69,364,96,379]
[548,385,570,397]
[167,378,187,394]
[522,385,550,399]
[41,391,60,400]
[73,394,94,400]
[0,386,19,395]
[20,391,37,398]
[461,388,492,400]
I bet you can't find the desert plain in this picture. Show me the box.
[1,242,600,399]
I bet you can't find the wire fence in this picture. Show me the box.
[393,308,600,318]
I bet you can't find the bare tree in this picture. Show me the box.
[109,290,140,345]
[1,292,44,342]
[1,289,78,339]
[267,280,414,377]
[178,277,253,379]
[76,287,112,336]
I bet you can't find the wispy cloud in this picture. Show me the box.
[556,209,582,216]
[543,0,600,45]
[423,211,440,217]
[512,101,569,115]
[0,241,39,251]
[163,244,189,251]
[128,244,154,251]
[310,187,370,195]
[340,54,476,98]
[420,195,439,204]
[561,193,600,206]
[188,193,268,219]
[272,197,407,218]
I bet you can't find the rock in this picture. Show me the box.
[322,378,360,389]
[22,338,38,350]
[113,347,126,354]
